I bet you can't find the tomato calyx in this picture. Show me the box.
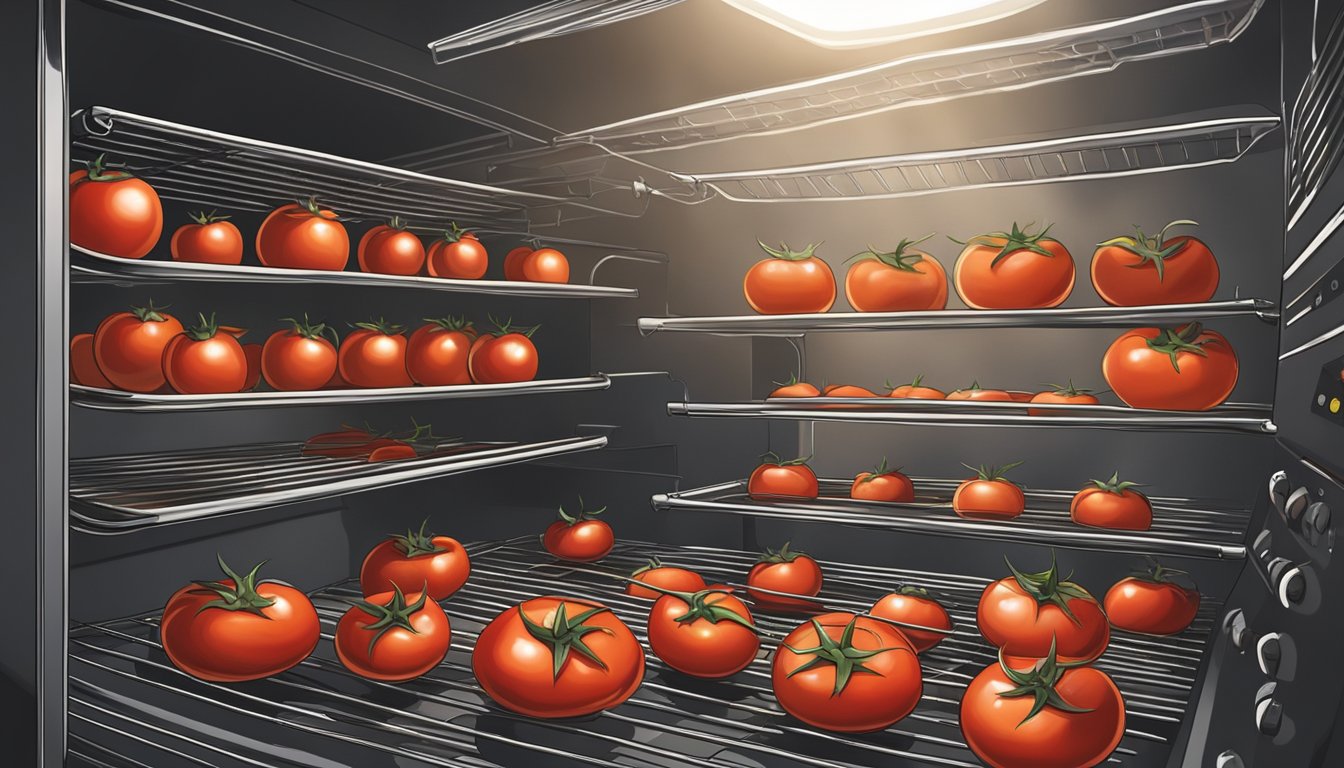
[1045,380,1096,397]
[351,317,407,337]
[190,555,277,617]
[128,301,171,324]
[438,221,473,243]
[847,234,935,271]
[1129,556,1195,588]
[423,315,476,336]
[895,584,931,598]
[80,153,134,183]
[1089,470,1143,496]
[784,615,901,695]
[384,215,409,231]
[389,518,449,558]
[182,312,234,342]
[1004,553,1096,626]
[962,460,1024,483]
[556,496,606,526]
[1098,219,1198,282]
[758,240,822,262]
[858,456,903,484]
[953,222,1058,267]
[293,196,341,221]
[672,588,757,631]
[759,451,812,468]
[772,372,804,387]
[886,374,928,393]
[996,637,1094,726]
[483,314,539,339]
[187,209,231,225]
[630,557,666,578]
[348,582,429,654]
[1144,322,1214,372]
[281,313,339,345]
[757,541,808,565]
[518,601,615,680]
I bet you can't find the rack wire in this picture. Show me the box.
[70,536,1218,767]
[1287,6,1344,230]
[70,436,607,531]
[559,0,1265,153]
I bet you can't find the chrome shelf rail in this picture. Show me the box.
[70,436,607,531]
[1287,6,1344,230]
[653,478,1250,560]
[70,536,1217,767]
[559,0,1265,153]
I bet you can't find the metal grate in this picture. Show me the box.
[70,537,1218,767]
[1288,7,1344,229]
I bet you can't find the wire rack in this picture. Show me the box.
[1287,7,1344,230]
[70,436,608,532]
[559,0,1265,153]
[654,478,1250,560]
[69,536,1219,768]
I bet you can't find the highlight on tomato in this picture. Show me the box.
[1070,471,1152,531]
[953,461,1026,520]
[822,383,878,398]
[952,222,1074,310]
[339,318,413,388]
[300,421,426,463]
[162,312,249,394]
[1104,558,1200,636]
[170,210,243,264]
[850,457,915,503]
[542,497,614,562]
[70,154,163,259]
[960,638,1125,768]
[844,234,948,312]
[335,584,450,682]
[744,240,836,314]
[869,586,953,652]
[747,541,823,611]
[886,375,946,399]
[406,316,476,386]
[360,519,470,600]
[747,453,819,500]
[160,556,320,682]
[1092,219,1218,306]
[468,315,539,384]
[1102,322,1238,410]
[626,557,706,599]
[772,613,922,733]
[472,597,644,718]
[70,333,114,388]
[357,215,425,276]
[977,553,1110,664]
[261,314,339,391]
[427,222,488,279]
[93,302,184,393]
[1027,380,1100,416]
[946,381,1013,402]
[256,196,349,271]
[520,247,570,283]
[769,373,821,398]
[647,587,760,678]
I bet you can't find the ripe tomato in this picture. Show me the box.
[978,556,1110,664]
[744,241,836,314]
[242,343,263,391]
[339,319,413,388]
[162,313,249,394]
[960,641,1124,768]
[427,223,488,279]
[520,247,570,283]
[748,454,818,500]
[468,318,539,384]
[70,333,113,388]
[769,374,820,398]
[626,558,706,599]
[1027,381,1099,416]
[368,443,417,462]
[160,557,320,682]
[773,613,922,733]
[1092,220,1218,306]
[844,236,948,311]
[357,216,424,275]
[953,223,1074,309]
[302,427,378,458]
[69,155,163,259]
[93,304,183,393]
[869,586,952,652]
[947,382,1013,402]
[1104,559,1200,635]
[502,246,532,280]
[255,197,349,271]
[1102,323,1238,410]
[1070,472,1152,530]
[543,499,614,562]
[953,462,1025,520]
[335,586,450,682]
[406,317,476,386]
[648,589,759,678]
[261,315,339,391]
[747,542,823,610]
[887,375,945,399]
[360,520,470,601]
[850,458,914,503]
[169,211,243,264]
[823,384,877,397]
[473,597,644,718]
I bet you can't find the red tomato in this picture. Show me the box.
[1092,220,1218,306]
[367,443,418,462]
[850,458,915,503]
[823,384,877,397]
[648,589,759,678]
[357,216,425,276]
[1027,381,1099,416]
[1070,472,1152,530]
[467,318,539,384]
[520,247,570,283]
[772,613,922,733]
[953,462,1026,520]
[473,597,644,718]
[360,521,470,601]
[169,211,243,264]
[503,246,533,280]
[747,542,823,610]
[1104,560,1200,635]
[748,454,819,500]
[69,155,163,259]
[339,319,413,388]
[844,236,948,311]
[960,642,1125,768]
[242,343,262,391]
[93,304,184,393]
[977,556,1110,664]
[302,427,378,458]
[427,223,488,279]
[1102,323,1238,410]
[160,557,320,682]
[406,317,476,386]
[769,374,821,398]
[869,587,952,652]
[261,315,339,391]
[255,197,349,271]
[626,558,707,599]
[947,382,1014,402]
[542,499,614,562]
[953,223,1074,309]
[70,333,113,388]
[887,375,945,399]
[335,586,450,682]
[744,241,836,314]
[160,313,248,395]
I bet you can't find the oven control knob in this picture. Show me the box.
[1222,608,1251,650]
[1256,632,1283,677]
[1267,559,1307,608]
[1269,471,1290,514]
[1305,502,1331,534]
[1216,750,1245,768]
[1255,682,1283,737]
[1285,487,1311,521]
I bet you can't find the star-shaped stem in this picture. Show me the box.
[518,602,615,680]
[1004,552,1096,626]
[348,582,428,655]
[996,636,1096,726]
[784,616,895,696]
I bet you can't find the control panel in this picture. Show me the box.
[1309,353,1344,427]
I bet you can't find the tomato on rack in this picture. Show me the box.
[161,313,250,394]
[542,498,614,562]
[335,585,450,682]
[952,223,1074,310]
[1070,472,1152,530]
[262,314,339,391]
[647,588,759,678]
[1102,323,1238,410]
[977,554,1110,664]
[626,558,706,599]
[406,316,476,386]
[869,586,952,652]
[1092,220,1218,306]
[953,462,1026,520]
[93,303,183,393]
[748,453,819,500]
[1104,559,1200,635]
[886,375,945,399]
[427,223,488,279]
[357,216,425,276]
[256,197,349,271]
[520,246,570,283]
[360,519,470,600]
[744,241,836,314]
[467,316,540,384]
[822,384,878,397]
[502,245,533,280]
[70,333,113,388]
[946,381,1013,402]
[339,318,413,388]
[1027,381,1099,416]
[169,210,243,264]
[70,154,163,259]
[850,458,915,503]
[768,374,821,397]
[241,343,263,391]
[844,235,948,311]
[747,542,823,611]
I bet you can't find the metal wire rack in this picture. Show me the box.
[654,478,1250,560]
[1287,6,1344,230]
[559,0,1265,153]
[69,536,1218,767]
[70,436,608,532]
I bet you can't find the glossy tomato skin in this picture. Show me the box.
[170,219,243,264]
[521,247,570,283]
[947,387,1013,402]
[978,578,1110,664]
[960,661,1124,768]
[339,328,413,388]
[93,310,184,393]
[953,479,1025,520]
[242,344,263,391]
[427,233,488,279]
[648,591,759,678]
[255,202,349,271]
[870,591,952,652]
[503,246,532,280]
[69,169,163,259]
[261,329,337,391]
[744,257,836,314]
[845,252,948,311]
[160,578,320,682]
[851,470,915,503]
[1104,578,1199,635]
[1092,235,1218,306]
[70,333,113,388]
[468,333,539,384]
[823,384,877,397]
[1103,325,1238,410]
[627,565,706,599]
[1027,390,1099,416]
[473,597,644,718]
[747,551,823,610]
[889,383,945,399]
[406,323,475,386]
[1071,488,1152,530]
[357,224,425,276]
[954,237,1074,310]
[770,382,821,397]
[335,590,450,682]
[772,613,922,733]
[361,535,470,601]
[162,332,249,394]
[748,463,819,500]
[543,520,614,562]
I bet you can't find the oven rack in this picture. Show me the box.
[1287,2,1344,229]
[70,436,608,532]
[653,478,1250,560]
[69,536,1218,768]
[559,0,1264,153]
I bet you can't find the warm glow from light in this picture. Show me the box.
[722,0,1047,47]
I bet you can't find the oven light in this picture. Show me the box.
[720,0,1047,47]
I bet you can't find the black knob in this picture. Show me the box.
[1285,487,1311,520]
[1257,633,1283,677]
[1216,750,1246,768]
[1257,698,1284,737]
[1223,609,1250,650]
[1305,501,1331,534]
[1280,566,1307,607]
[1269,471,1290,513]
